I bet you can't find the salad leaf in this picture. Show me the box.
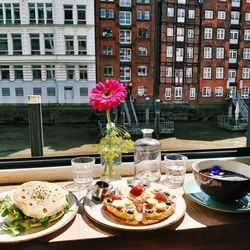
[40,217,50,228]
[2,222,26,236]
[0,195,12,217]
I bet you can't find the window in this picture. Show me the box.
[176,48,184,62]
[138,86,147,97]
[187,47,193,58]
[177,9,185,22]
[120,11,131,25]
[174,87,182,100]
[78,36,87,55]
[138,66,147,76]
[120,48,131,61]
[203,67,211,79]
[217,28,225,40]
[64,5,73,24]
[138,47,148,56]
[165,88,171,101]
[202,87,211,97]
[228,69,237,79]
[231,11,240,23]
[29,3,53,24]
[65,36,74,55]
[109,9,114,19]
[0,34,8,55]
[120,30,131,43]
[12,34,22,55]
[14,66,23,80]
[188,10,195,19]
[167,27,174,37]
[189,88,195,100]
[0,66,10,80]
[186,67,192,78]
[80,88,88,96]
[100,8,106,18]
[144,11,150,20]
[44,34,54,55]
[177,28,184,42]
[205,10,213,19]
[32,65,42,80]
[103,28,113,38]
[246,13,250,21]
[187,29,194,38]
[175,69,183,84]
[218,11,226,20]
[46,65,55,80]
[67,66,75,80]
[33,87,42,96]
[136,10,142,20]
[204,47,212,59]
[139,28,149,38]
[120,0,132,7]
[79,66,88,80]
[242,68,250,79]
[241,86,249,99]
[229,49,238,61]
[230,30,238,40]
[2,88,10,96]
[215,87,223,97]
[104,66,113,76]
[166,67,172,77]
[0,3,20,24]
[77,5,86,24]
[216,47,224,59]
[204,28,213,39]
[47,87,56,96]
[167,8,174,17]
[166,46,173,58]
[120,67,131,81]
[30,34,40,55]
[103,46,113,56]
[243,48,250,59]
[15,88,24,96]
[216,67,224,79]
[244,30,250,40]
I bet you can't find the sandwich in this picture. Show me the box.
[0,181,70,235]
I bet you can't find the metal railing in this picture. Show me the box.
[218,115,248,131]
[232,94,249,122]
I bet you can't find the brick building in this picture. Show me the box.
[158,0,202,104]
[95,0,155,102]
[199,0,250,104]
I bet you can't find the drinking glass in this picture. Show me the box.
[65,157,95,192]
[164,154,188,189]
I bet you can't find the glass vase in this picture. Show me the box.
[100,150,122,183]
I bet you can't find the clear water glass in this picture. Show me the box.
[71,157,95,189]
[164,154,188,189]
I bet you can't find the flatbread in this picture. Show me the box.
[12,181,68,219]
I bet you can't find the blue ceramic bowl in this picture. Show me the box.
[192,160,250,202]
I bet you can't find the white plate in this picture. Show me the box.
[0,190,78,243]
[84,180,186,231]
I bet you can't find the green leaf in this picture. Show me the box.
[40,217,50,228]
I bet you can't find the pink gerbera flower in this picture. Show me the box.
[89,79,127,111]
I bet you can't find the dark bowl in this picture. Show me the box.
[192,160,250,202]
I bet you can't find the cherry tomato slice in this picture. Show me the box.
[130,185,144,196]
[154,192,167,202]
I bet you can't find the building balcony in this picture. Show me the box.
[231,1,241,7]
[229,58,237,64]
[231,19,240,25]
[230,38,239,45]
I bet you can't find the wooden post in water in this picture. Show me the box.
[121,101,125,127]
[145,97,150,125]
[27,95,44,157]
[155,99,160,139]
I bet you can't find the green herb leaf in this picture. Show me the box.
[40,217,50,228]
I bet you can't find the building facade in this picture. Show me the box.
[0,0,96,104]
[95,0,156,102]
[200,0,250,104]
[159,0,202,104]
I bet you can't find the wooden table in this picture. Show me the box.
[0,174,250,250]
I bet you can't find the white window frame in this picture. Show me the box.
[217,28,225,40]
[216,67,224,79]
[218,11,226,20]
[189,87,195,100]
[242,68,250,79]
[216,47,224,59]
[174,87,182,100]
[205,10,213,19]
[243,48,250,59]
[165,88,171,101]
[120,66,131,81]
[215,86,223,97]
[241,86,249,99]
[204,27,213,39]
[202,87,211,97]
[166,46,173,58]
[204,47,212,59]
[120,30,131,44]
[166,67,172,77]
[203,67,211,79]
[120,11,131,25]
[138,65,147,76]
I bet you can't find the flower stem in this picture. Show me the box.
[106,110,111,127]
